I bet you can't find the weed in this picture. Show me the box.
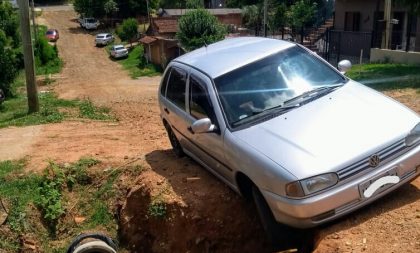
[89,201,114,227]
[79,100,113,120]
[36,163,66,231]
[148,200,166,218]
[66,157,100,189]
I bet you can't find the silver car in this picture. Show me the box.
[95,33,114,46]
[158,37,419,245]
[110,45,128,59]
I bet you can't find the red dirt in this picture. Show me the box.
[1,9,418,253]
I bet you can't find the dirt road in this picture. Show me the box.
[1,9,419,253]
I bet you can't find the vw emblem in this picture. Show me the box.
[369,154,381,167]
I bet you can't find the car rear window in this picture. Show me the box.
[46,31,55,35]
[166,68,187,110]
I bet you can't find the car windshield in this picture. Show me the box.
[114,46,124,50]
[46,30,55,35]
[96,35,105,38]
[214,45,346,127]
[87,18,96,23]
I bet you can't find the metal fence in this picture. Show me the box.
[325,30,373,66]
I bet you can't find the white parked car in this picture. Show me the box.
[80,18,99,30]
[95,33,114,46]
[110,45,128,59]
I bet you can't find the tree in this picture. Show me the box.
[177,9,226,51]
[271,3,288,38]
[288,0,317,42]
[0,1,20,97]
[398,0,420,15]
[186,0,203,9]
[116,18,138,46]
[242,4,262,36]
[104,0,118,26]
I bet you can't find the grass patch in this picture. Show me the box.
[110,44,162,79]
[0,73,114,128]
[347,63,420,91]
[0,160,42,233]
[79,100,114,120]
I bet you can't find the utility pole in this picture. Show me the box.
[18,0,39,113]
[383,0,392,49]
[263,0,268,37]
[31,0,37,43]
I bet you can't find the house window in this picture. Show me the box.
[344,12,361,31]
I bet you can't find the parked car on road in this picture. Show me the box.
[95,33,114,46]
[158,37,419,247]
[79,18,99,30]
[45,29,59,42]
[110,45,128,59]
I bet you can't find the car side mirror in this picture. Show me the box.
[191,118,215,134]
[338,60,352,74]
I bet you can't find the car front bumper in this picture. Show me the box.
[262,144,420,228]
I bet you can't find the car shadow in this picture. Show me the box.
[144,148,420,252]
[144,149,319,252]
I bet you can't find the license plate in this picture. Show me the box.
[359,168,400,199]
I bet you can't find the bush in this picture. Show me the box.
[176,9,226,51]
[116,18,138,45]
[0,31,18,97]
[35,36,58,65]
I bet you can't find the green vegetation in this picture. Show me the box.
[74,0,159,19]
[0,157,144,252]
[346,64,420,91]
[176,9,227,51]
[0,1,21,97]
[0,72,114,128]
[148,199,167,218]
[116,18,138,46]
[114,45,161,78]
[35,25,63,75]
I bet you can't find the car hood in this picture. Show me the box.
[233,81,419,179]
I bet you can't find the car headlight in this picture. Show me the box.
[405,123,420,146]
[286,173,338,197]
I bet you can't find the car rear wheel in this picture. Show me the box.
[165,125,184,157]
[251,186,315,252]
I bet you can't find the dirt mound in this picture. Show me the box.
[119,171,270,253]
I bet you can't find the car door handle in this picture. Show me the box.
[164,107,170,114]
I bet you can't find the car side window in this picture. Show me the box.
[166,68,187,110]
[189,75,216,123]
[160,68,171,96]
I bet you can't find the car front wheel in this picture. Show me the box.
[251,186,315,252]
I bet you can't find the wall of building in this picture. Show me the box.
[370,48,420,63]
[216,14,242,27]
[335,0,410,31]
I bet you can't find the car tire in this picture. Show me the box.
[165,124,184,157]
[251,186,315,252]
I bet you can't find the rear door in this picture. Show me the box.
[160,63,191,149]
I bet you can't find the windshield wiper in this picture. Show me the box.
[232,104,300,126]
[283,84,343,106]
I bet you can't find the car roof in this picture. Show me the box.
[113,45,124,48]
[97,33,110,36]
[174,37,295,78]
